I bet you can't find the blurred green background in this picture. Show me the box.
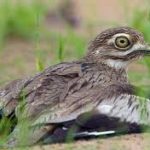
[0,0,150,97]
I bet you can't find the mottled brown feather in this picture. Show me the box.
[0,27,149,146]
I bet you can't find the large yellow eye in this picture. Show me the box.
[115,36,132,49]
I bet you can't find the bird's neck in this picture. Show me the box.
[99,62,128,84]
[84,54,129,70]
[105,59,129,70]
[82,57,128,84]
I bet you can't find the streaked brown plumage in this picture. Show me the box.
[1,27,150,147]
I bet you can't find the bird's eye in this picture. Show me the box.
[115,36,132,49]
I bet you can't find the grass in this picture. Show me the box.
[0,0,49,44]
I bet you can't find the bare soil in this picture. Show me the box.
[22,134,150,150]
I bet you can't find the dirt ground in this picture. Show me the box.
[13,133,149,150]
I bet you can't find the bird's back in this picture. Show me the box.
[0,60,133,123]
[0,61,84,117]
[21,62,135,125]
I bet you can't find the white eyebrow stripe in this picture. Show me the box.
[107,33,130,45]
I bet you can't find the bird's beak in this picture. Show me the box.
[140,45,150,56]
[124,45,150,60]
[130,45,150,57]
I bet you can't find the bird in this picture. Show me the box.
[1,26,150,147]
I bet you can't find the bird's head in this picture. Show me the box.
[86,27,150,69]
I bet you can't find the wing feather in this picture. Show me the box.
[31,93,150,127]
[0,62,84,117]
